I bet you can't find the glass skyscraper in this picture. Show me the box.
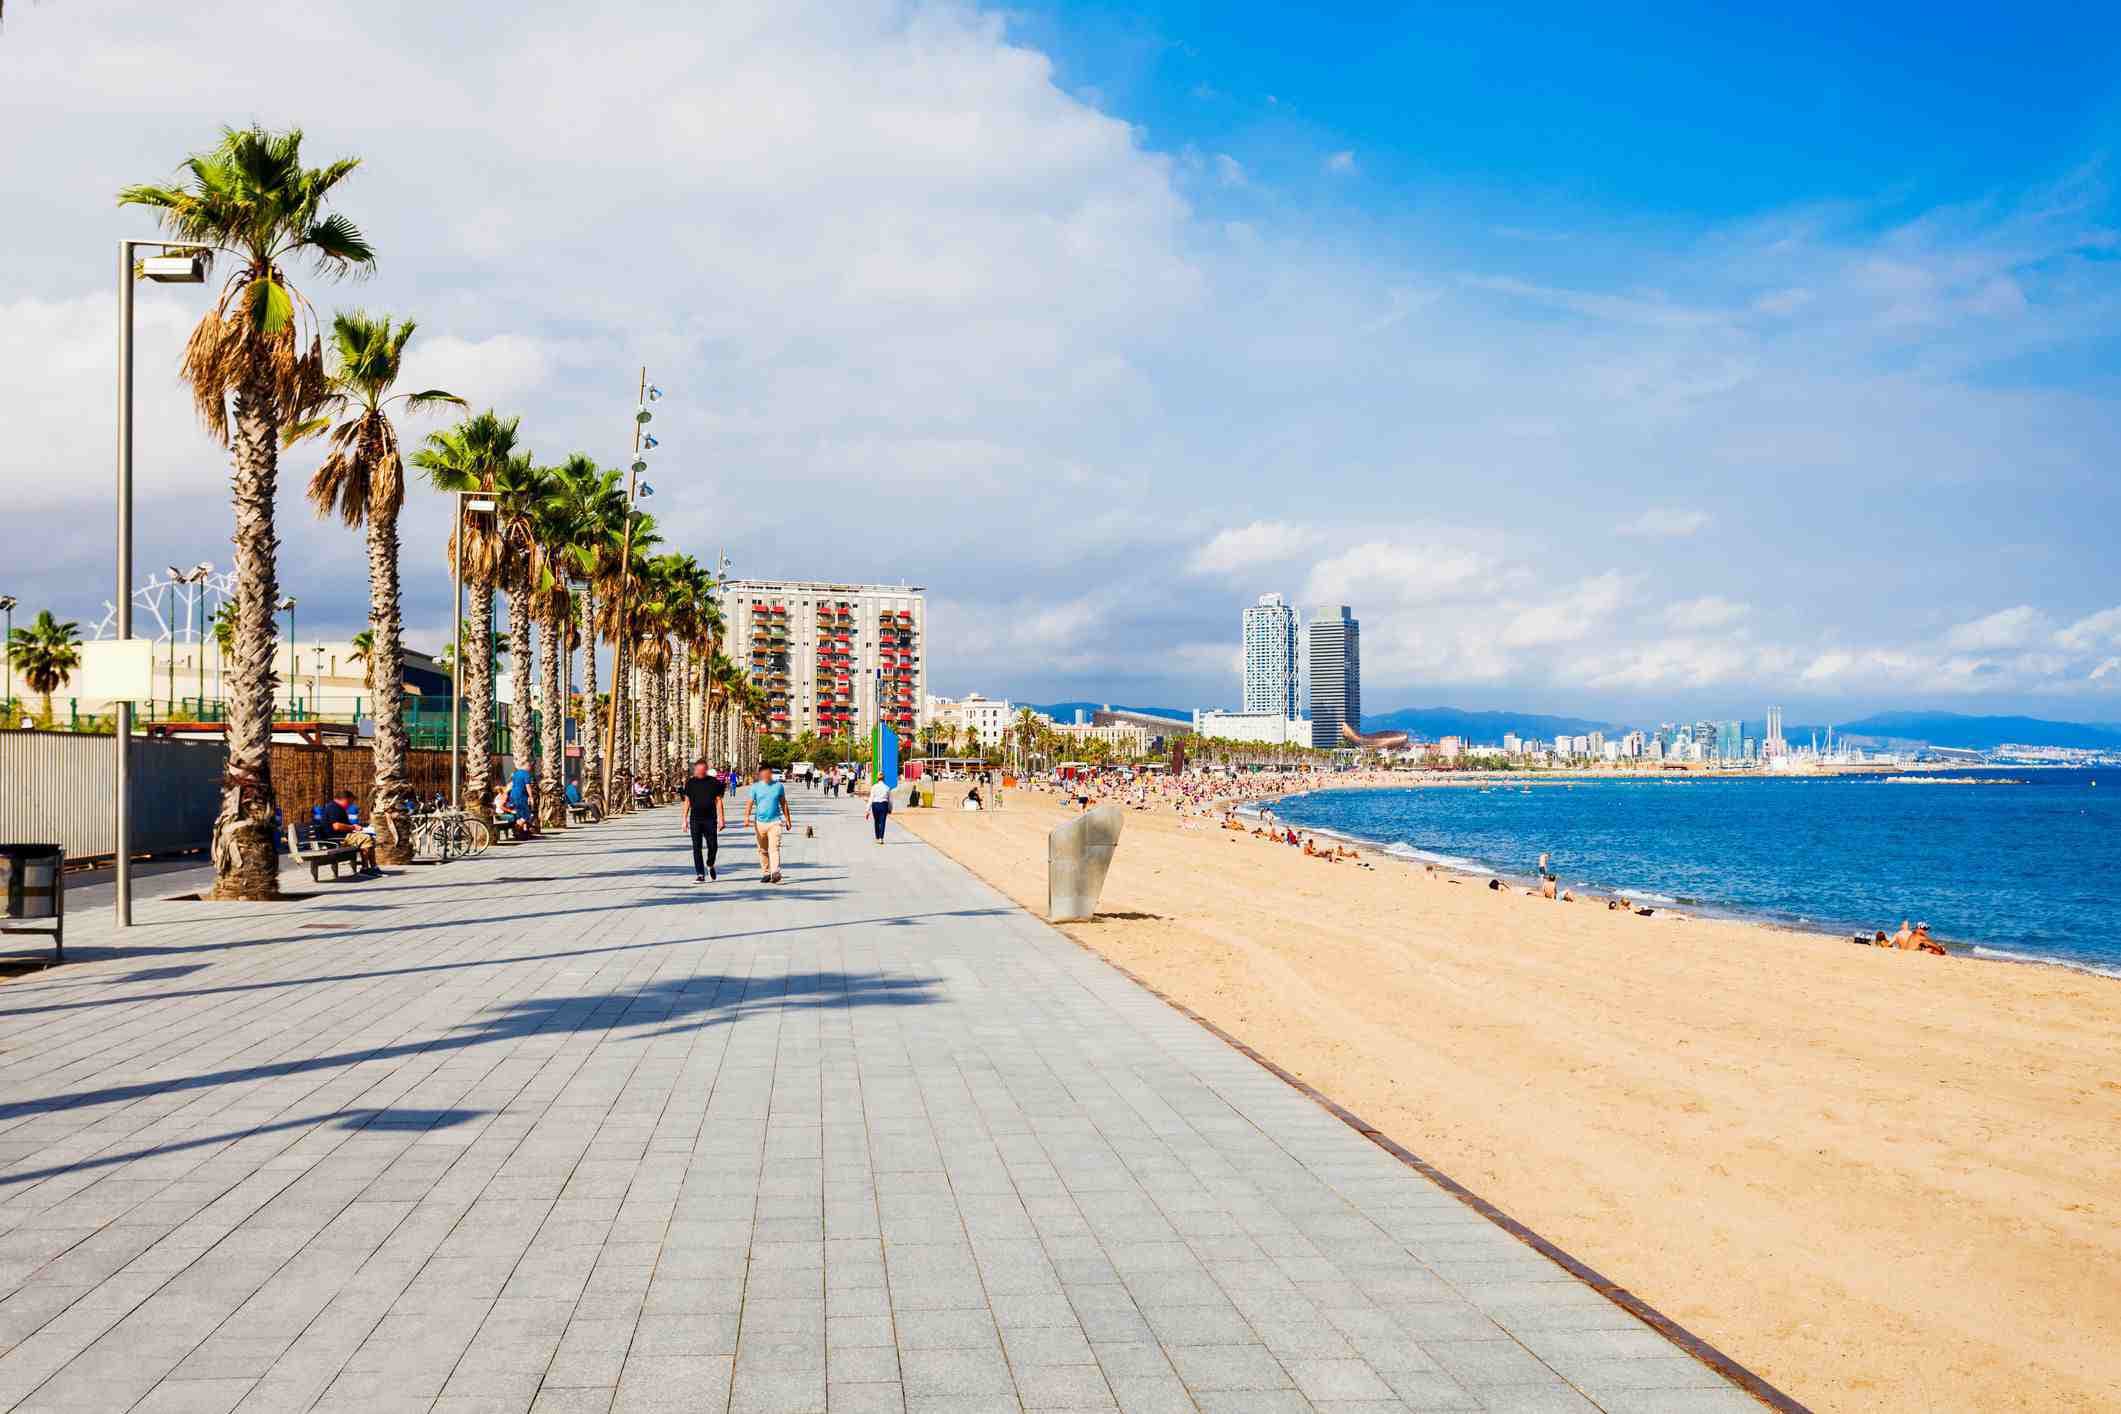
[1306,605,1360,747]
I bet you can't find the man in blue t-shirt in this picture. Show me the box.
[742,766,793,883]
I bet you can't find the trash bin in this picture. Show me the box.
[0,844,64,959]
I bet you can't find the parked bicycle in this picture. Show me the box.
[409,794,493,861]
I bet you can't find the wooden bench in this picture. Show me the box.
[286,819,364,882]
[565,798,602,826]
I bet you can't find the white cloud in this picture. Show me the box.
[1215,154,1246,187]
[1663,596,1750,631]
[1944,605,2047,651]
[2056,606,2121,652]
[1301,537,1506,608]
[1186,522,1323,576]
[1324,150,1357,175]
[1620,507,1712,540]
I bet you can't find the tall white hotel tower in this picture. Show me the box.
[1242,594,1301,717]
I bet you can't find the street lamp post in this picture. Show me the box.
[602,368,662,810]
[279,597,297,718]
[0,595,15,719]
[116,238,206,927]
[312,643,325,722]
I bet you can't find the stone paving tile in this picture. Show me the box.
[0,805,1752,1412]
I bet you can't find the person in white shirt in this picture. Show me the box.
[868,776,893,842]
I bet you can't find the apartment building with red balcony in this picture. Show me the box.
[714,579,927,746]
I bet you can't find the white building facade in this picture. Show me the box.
[1192,708,1313,746]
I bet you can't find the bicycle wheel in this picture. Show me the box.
[463,817,494,854]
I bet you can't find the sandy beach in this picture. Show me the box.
[900,781,2121,1412]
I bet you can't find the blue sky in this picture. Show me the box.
[4,0,2121,723]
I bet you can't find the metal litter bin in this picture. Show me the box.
[0,844,64,959]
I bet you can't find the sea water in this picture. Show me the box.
[1266,769,2118,979]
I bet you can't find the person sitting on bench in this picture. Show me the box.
[320,788,380,874]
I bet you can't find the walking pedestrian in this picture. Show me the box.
[869,773,893,843]
[682,759,726,882]
[743,765,793,883]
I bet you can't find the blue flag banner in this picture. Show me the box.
[874,723,901,788]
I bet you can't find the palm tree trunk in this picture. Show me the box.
[579,586,601,815]
[538,598,566,829]
[368,495,413,864]
[465,583,494,822]
[507,579,533,790]
[207,377,284,900]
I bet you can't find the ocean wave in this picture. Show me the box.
[1970,945,2121,981]
[1379,841,1486,873]
[1612,887,1680,905]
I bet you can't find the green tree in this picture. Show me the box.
[295,312,461,862]
[6,611,83,727]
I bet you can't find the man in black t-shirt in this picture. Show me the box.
[681,760,727,882]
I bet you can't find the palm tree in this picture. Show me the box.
[528,468,591,830]
[489,453,548,791]
[594,515,660,808]
[548,456,624,815]
[294,312,461,863]
[413,411,519,820]
[6,611,82,726]
[121,125,374,900]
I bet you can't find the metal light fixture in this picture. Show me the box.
[629,456,648,475]
[647,385,664,401]
[638,482,655,498]
[642,433,658,449]
[141,249,207,283]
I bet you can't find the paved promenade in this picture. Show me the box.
[0,800,1761,1413]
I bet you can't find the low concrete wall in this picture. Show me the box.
[0,730,228,862]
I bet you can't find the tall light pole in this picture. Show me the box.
[0,595,15,719]
[312,643,325,721]
[169,562,212,714]
[116,239,206,927]
[602,368,662,809]
[279,597,297,717]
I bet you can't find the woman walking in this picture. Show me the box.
[868,774,893,843]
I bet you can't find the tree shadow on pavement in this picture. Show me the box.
[0,971,941,1125]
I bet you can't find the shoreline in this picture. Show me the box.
[1250,779,2121,983]
[899,781,2121,1411]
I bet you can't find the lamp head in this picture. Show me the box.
[642,433,659,449]
[647,385,664,401]
[634,406,653,425]
[629,456,648,475]
[279,596,297,611]
[0,595,15,612]
[141,249,208,284]
[638,482,655,498]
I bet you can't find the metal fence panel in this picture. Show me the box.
[0,731,227,862]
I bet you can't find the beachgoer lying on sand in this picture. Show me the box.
[1540,876,1558,900]
[1890,919,1916,949]
[1914,922,1947,956]
[1488,878,1503,891]
[1869,930,1890,946]
[1559,889,1575,902]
